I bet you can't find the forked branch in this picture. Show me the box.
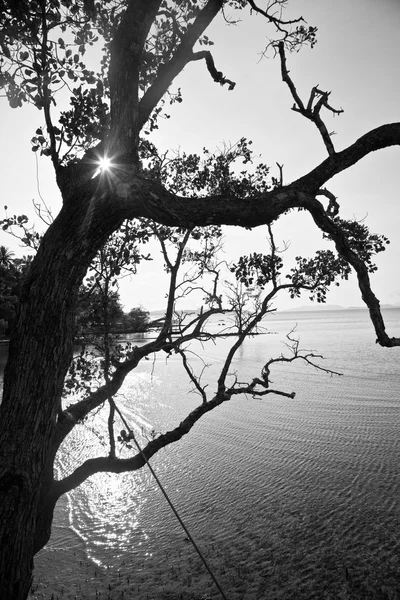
[247,0,304,32]
[278,41,343,155]
[52,322,342,499]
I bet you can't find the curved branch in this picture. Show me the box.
[304,199,400,347]
[191,50,236,90]
[138,0,224,131]
[97,123,400,229]
[247,0,304,30]
[98,125,400,343]
[56,123,400,358]
[291,123,400,193]
[52,391,229,498]
[316,188,339,217]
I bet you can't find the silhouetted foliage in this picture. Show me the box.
[0,2,399,599]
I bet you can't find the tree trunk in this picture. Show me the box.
[0,190,113,598]
[0,276,76,596]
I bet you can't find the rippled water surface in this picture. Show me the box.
[6,308,400,598]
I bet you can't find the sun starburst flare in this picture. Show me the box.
[92,155,114,178]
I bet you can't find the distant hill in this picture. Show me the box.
[150,303,400,316]
[284,304,349,312]
[284,303,400,312]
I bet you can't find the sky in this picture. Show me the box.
[0,0,399,312]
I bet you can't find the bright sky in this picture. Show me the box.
[1,0,399,311]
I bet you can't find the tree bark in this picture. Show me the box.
[0,187,122,597]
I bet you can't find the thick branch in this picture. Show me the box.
[92,123,400,229]
[52,391,230,498]
[55,124,400,364]
[138,0,224,130]
[55,340,161,447]
[108,0,162,157]
[303,199,400,347]
[291,123,400,193]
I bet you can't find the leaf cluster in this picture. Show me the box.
[0,1,121,161]
[231,252,283,290]
[143,137,270,199]
[287,249,350,302]
[0,0,218,162]
[0,1,102,105]
[63,348,104,400]
[325,217,390,273]
[1,208,42,249]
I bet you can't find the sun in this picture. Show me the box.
[92,155,114,178]
[98,156,112,172]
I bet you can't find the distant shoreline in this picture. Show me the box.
[280,304,400,313]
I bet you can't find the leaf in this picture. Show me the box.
[9,96,21,109]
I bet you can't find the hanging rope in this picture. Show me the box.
[113,403,229,600]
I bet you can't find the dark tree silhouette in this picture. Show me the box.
[0,2,399,598]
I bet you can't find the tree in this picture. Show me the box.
[0,253,32,336]
[0,245,15,267]
[123,306,150,331]
[0,1,399,598]
[0,262,20,336]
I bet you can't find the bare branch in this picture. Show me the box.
[190,50,236,90]
[176,347,208,404]
[262,327,343,382]
[278,42,343,155]
[247,0,304,31]
[52,321,342,498]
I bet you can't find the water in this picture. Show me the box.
[3,308,400,598]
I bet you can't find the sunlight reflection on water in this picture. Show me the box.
[3,310,400,597]
[54,311,400,582]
